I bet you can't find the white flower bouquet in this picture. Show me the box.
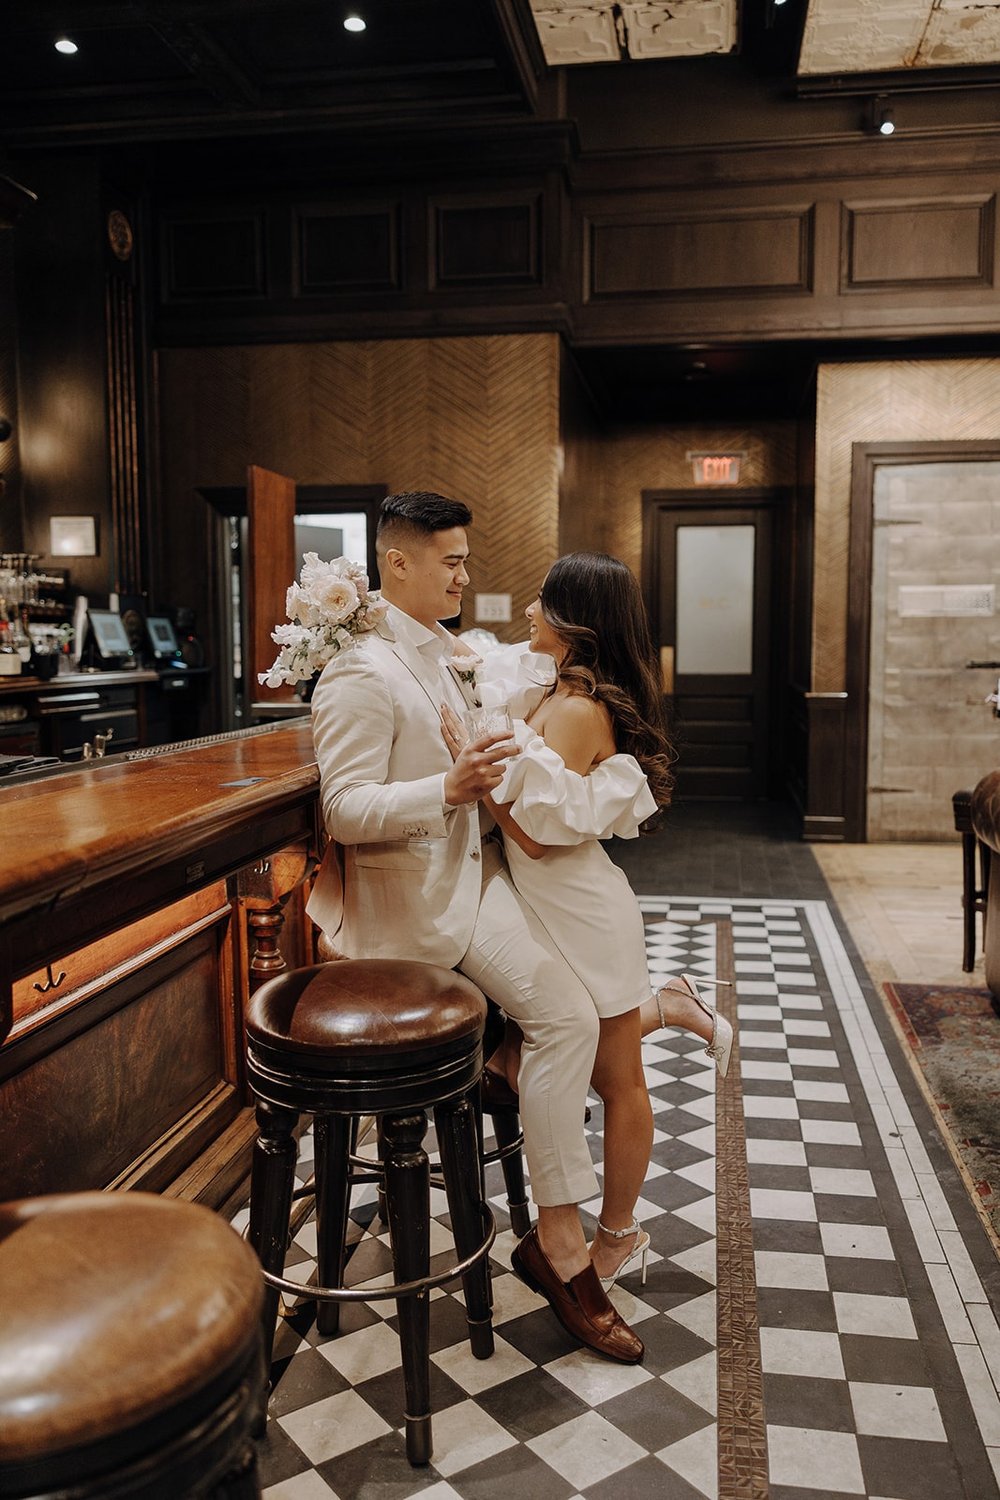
[258,552,389,687]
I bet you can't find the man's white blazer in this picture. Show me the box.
[306,614,483,966]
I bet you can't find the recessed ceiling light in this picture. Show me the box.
[54,36,78,54]
[343,14,366,32]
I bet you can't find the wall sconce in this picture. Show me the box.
[870,97,895,136]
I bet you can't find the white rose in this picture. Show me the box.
[313,576,359,623]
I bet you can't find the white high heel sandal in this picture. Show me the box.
[595,1216,650,1290]
[655,973,735,1079]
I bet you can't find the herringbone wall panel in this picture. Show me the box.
[157,334,560,645]
[814,360,1000,692]
[562,422,797,583]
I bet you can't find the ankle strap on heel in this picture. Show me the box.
[596,1216,640,1240]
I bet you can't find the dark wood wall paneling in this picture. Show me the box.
[570,141,1000,346]
[155,174,563,345]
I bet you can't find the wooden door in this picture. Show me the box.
[645,496,775,799]
[246,463,297,707]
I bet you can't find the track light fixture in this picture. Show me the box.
[871,96,895,136]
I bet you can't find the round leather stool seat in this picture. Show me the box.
[248,959,486,1066]
[0,1192,265,1498]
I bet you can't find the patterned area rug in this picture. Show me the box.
[884,982,1000,1243]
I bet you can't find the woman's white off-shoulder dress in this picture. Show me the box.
[478,643,657,1019]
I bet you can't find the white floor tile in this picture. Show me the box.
[675,1158,717,1192]
[666,1289,718,1344]
[783,1018,830,1036]
[736,1030,788,1051]
[263,1472,340,1499]
[760,1326,845,1379]
[849,1382,947,1442]
[954,1344,1000,1445]
[969,1303,1000,1391]
[545,1347,653,1405]
[746,1138,807,1166]
[787,1047,839,1067]
[278,1389,391,1465]
[819,1222,894,1261]
[924,1261,976,1344]
[429,1400,518,1477]
[432,1334,535,1395]
[674,1196,718,1236]
[741,1060,794,1081]
[777,994,825,1011]
[750,1188,817,1222]
[670,1238,717,1285]
[738,1004,783,1021]
[833,1292,918,1340]
[940,1228,990,1305]
[800,1119,861,1147]
[743,1097,801,1120]
[661,1351,718,1415]
[755,1249,829,1290]
[528,1410,647,1490]
[315,1320,403,1384]
[794,1080,850,1103]
[656,1422,718,1500]
[767,1424,865,1494]
[809,1166,876,1197]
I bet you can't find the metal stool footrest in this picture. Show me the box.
[243,1206,496,1304]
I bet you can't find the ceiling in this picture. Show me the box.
[3,1,1000,425]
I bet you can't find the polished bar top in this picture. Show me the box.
[0,668,161,695]
[0,722,319,926]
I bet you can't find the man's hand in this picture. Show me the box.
[441,703,518,805]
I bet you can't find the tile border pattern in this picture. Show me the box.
[711,916,769,1500]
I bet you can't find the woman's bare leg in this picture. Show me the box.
[485,1018,524,1091]
[589,1008,653,1280]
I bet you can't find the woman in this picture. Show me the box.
[442,552,732,1293]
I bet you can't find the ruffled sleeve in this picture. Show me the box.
[476,642,557,721]
[492,721,658,844]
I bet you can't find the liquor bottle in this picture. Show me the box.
[10,608,32,667]
[0,600,21,676]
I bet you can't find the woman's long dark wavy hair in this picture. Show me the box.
[539,552,675,818]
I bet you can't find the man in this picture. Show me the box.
[308,491,643,1363]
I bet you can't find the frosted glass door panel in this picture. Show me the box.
[675,525,755,675]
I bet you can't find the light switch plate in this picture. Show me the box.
[475,593,512,623]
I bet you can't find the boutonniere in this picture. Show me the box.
[442,651,483,708]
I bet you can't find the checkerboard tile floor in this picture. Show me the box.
[233,899,1000,1500]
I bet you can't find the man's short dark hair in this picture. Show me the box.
[376,491,472,554]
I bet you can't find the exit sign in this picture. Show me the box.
[690,452,743,486]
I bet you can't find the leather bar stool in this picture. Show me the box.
[0,1192,265,1500]
[245,959,496,1466]
[315,930,531,1238]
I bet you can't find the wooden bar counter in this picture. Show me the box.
[0,722,321,1209]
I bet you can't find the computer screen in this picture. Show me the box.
[145,615,179,660]
[88,609,132,659]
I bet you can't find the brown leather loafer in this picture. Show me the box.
[510,1226,644,1364]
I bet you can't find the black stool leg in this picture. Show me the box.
[382,1110,432,1466]
[962,829,977,973]
[314,1114,352,1337]
[435,1087,495,1360]
[248,1098,299,1371]
[491,1107,531,1239]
